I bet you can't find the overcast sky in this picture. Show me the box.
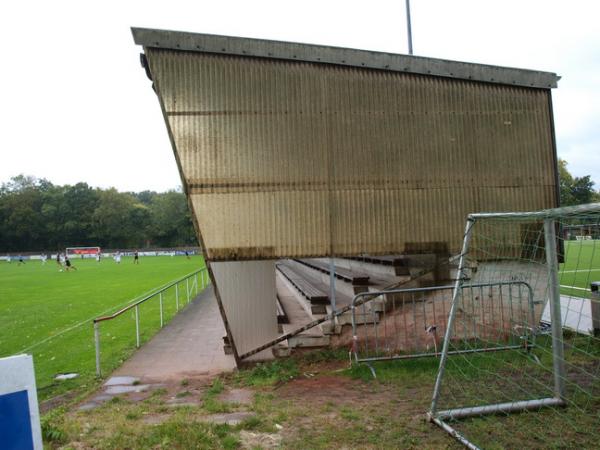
[1,0,598,192]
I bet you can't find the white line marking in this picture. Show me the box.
[559,268,600,274]
[559,285,589,291]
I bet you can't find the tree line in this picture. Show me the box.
[0,175,197,252]
[1,160,597,252]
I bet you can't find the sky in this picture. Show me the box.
[0,0,598,192]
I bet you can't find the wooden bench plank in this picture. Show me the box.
[276,263,329,303]
[295,259,370,285]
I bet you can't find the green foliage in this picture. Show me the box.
[237,359,299,387]
[559,159,600,206]
[206,378,225,395]
[0,175,197,252]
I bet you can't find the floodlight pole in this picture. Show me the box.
[405,0,414,55]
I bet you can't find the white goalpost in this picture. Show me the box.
[429,203,600,449]
[65,246,101,259]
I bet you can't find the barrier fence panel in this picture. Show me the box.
[93,268,209,376]
[351,282,535,366]
[428,203,600,449]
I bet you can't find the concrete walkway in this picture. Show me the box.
[114,286,236,382]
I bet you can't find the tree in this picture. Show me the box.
[558,159,599,206]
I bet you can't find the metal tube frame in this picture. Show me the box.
[544,218,567,399]
[93,267,207,377]
[426,209,588,449]
[430,217,475,414]
[135,305,140,348]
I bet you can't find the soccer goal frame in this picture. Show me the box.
[65,246,101,258]
[428,203,600,449]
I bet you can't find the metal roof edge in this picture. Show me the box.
[131,27,560,89]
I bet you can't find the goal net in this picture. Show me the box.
[65,247,101,258]
[429,203,600,449]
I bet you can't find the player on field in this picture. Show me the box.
[65,256,77,271]
[96,252,101,263]
[133,251,139,264]
[18,255,25,265]
[41,254,47,265]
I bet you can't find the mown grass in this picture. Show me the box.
[559,239,600,297]
[0,255,206,400]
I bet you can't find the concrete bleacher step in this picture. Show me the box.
[276,272,333,348]
[294,259,370,285]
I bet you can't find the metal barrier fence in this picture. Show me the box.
[351,281,536,367]
[93,267,209,376]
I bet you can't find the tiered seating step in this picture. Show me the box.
[295,259,370,285]
[276,263,329,304]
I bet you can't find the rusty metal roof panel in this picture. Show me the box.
[132,27,560,90]
[137,42,558,261]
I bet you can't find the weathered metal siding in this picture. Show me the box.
[211,260,279,356]
[146,48,557,260]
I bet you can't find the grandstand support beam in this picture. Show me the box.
[206,261,242,367]
[544,219,567,400]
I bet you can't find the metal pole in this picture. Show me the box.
[135,305,140,348]
[195,273,199,294]
[430,218,475,415]
[159,292,164,328]
[544,219,566,400]
[175,283,179,311]
[405,0,413,55]
[186,278,190,303]
[202,269,206,288]
[94,321,101,377]
[329,259,336,313]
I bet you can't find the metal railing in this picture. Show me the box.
[351,281,536,367]
[93,267,210,376]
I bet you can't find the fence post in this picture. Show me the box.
[175,283,179,311]
[544,218,566,400]
[159,292,164,328]
[591,282,600,337]
[195,273,199,294]
[94,321,101,377]
[135,305,140,348]
[201,270,205,289]
[186,278,190,303]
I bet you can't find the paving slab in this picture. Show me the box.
[114,286,236,381]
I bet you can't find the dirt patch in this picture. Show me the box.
[40,390,79,414]
[217,388,253,405]
[278,375,370,403]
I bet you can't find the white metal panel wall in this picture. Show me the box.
[211,260,279,355]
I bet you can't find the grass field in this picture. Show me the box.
[559,239,600,297]
[0,255,206,401]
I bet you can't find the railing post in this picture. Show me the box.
[135,305,140,348]
[159,292,164,328]
[186,278,190,303]
[195,273,199,294]
[175,283,179,311]
[94,321,101,377]
[201,269,205,289]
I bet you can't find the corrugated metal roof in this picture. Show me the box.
[131,27,559,90]
[139,48,558,261]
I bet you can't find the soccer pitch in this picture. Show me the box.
[0,255,206,400]
[559,240,600,297]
